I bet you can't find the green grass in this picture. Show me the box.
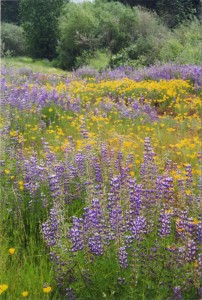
[1,56,68,75]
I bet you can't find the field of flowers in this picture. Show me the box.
[1,64,202,299]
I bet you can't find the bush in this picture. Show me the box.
[57,1,139,69]
[95,2,139,53]
[110,7,169,67]
[159,19,202,64]
[57,2,99,69]
[75,49,110,70]
[1,22,26,57]
[57,2,201,70]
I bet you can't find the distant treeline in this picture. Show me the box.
[1,0,201,69]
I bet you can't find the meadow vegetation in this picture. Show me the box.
[0,63,201,299]
[1,0,202,299]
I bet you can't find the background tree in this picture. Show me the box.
[111,0,201,27]
[156,0,200,27]
[1,0,20,25]
[1,22,26,56]
[19,0,66,60]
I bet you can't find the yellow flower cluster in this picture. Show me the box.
[0,284,52,296]
[68,78,192,105]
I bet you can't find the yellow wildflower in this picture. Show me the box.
[194,260,199,268]
[21,291,29,297]
[185,190,192,195]
[191,218,200,225]
[43,286,52,293]
[167,128,176,132]
[0,284,8,295]
[9,247,15,255]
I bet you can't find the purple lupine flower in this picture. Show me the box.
[110,176,121,193]
[118,246,128,269]
[158,209,171,237]
[173,286,182,300]
[196,221,202,244]
[176,209,188,239]
[82,199,105,255]
[177,178,185,194]
[69,217,84,252]
[93,184,103,197]
[65,288,76,300]
[80,119,88,139]
[88,232,104,255]
[107,176,121,209]
[198,253,202,271]
[186,239,197,262]
[93,158,103,183]
[161,176,175,207]
[185,164,193,188]
[130,216,147,239]
[75,152,86,175]
[68,163,78,180]
[140,137,157,185]
[127,178,142,218]
[186,218,202,244]
[24,154,40,198]
[83,198,103,232]
[101,143,107,162]
[48,173,61,199]
[109,205,125,238]
[42,207,59,247]
[164,159,173,174]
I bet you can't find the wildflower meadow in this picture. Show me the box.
[0,63,202,299]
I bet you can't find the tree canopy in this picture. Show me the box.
[19,0,66,59]
[1,0,20,25]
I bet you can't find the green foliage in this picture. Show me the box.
[1,22,26,57]
[1,0,20,25]
[110,7,169,67]
[95,2,139,53]
[57,2,99,69]
[13,0,201,69]
[159,19,202,64]
[156,0,199,28]
[111,0,201,27]
[57,1,139,69]
[19,0,65,60]
[75,49,110,70]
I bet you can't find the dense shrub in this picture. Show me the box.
[159,19,202,64]
[57,2,201,70]
[57,2,99,69]
[1,23,26,57]
[57,1,139,69]
[156,0,199,28]
[110,7,169,67]
[75,49,110,70]
[111,0,201,28]
[95,2,139,53]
